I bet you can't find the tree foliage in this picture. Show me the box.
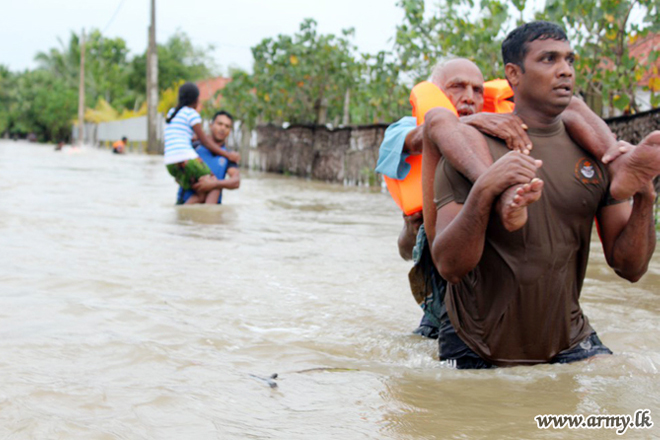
[35,30,133,110]
[9,70,78,142]
[0,66,15,134]
[221,19,410,128]
[222,19,361,127]
[4,29,217,142]
[393,0,660,115]
[214,68,258,126]
[394,0,511,83]
[4,3,660,141]
[129,30,217,100]
[351,51,410,124]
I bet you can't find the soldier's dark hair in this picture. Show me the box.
[502,21,568,71]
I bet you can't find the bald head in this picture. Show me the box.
[430,58,485,116]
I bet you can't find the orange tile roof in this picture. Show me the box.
[196,76,232,104]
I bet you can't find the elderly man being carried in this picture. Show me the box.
[376,56,660,341]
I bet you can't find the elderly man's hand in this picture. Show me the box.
[463,113,533,155]
[193,174,219,193]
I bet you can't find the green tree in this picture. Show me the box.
[5,29,223,141]
[0,65,17,135]
[226,19,361,127]
[351,51,411,124]
[128,29,218,99]
[34,32,81,88]
[10,70,77,142]
[85,30,133,109]
[393,0,660,115]
[217,68,259,128]
[35,30,133,111]
[393,0,512,84]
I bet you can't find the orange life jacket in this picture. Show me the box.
[383,79,514,215]
[483,79,515,114]
[112,140,125,153]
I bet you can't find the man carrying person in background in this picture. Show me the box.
[177,110,241,205]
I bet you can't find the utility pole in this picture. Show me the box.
[146,0,159,153]
[77,28,86,146]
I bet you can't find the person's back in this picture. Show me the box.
[164,106,202,165]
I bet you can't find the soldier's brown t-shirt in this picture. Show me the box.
[433,120,619,366]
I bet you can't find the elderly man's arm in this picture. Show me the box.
[425,108,534,182]
[431,150,542,283]
[562,97,622,162]
[461,97,623,163]
[381,109,534,189]
[388,110,545,250]
[423,108,502,243]
[459,112,532,154]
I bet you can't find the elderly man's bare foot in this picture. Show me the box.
[496,178,544,232]
[609,131,660,200]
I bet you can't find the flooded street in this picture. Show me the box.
[1,140,659,439]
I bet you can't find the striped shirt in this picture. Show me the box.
[163,106,202,165]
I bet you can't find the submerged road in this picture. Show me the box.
[0,140,658,439]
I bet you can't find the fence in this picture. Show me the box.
[74,108,659,227]
[76,107,660,188]
[251,123,387,186]
[605,107,660,145]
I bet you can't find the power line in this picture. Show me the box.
[102,0,127,34]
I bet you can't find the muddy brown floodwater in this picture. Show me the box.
[0,140,658,439]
